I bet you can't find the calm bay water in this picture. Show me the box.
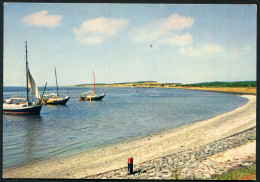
[3,87,248,169]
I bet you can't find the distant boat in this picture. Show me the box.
[42,67,70,105]
[3,41,47,115]
[79,71,106,101]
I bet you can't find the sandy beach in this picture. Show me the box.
[3,95,256,179]
[174,87,256,95]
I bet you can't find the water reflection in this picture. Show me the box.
[23,116,43,162]
[44,104,69,108]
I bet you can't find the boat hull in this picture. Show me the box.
[42,97,70,105]
[79,95,105,101]
[3,105,42,115]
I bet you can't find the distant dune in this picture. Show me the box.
[74,81,180,88]
[64,81,256,95]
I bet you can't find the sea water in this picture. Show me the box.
[3,87,248,169]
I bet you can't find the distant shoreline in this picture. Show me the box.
[173,87,256,95]
[5,81,256,95]
[62,84,256,95]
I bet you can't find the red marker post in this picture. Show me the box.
[128,157,134,175]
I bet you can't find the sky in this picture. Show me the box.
[4,3,257,86]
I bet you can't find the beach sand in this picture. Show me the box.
[3,95,256,179]
[174,87,256,95]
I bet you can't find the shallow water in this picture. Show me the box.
[3,87,248,169]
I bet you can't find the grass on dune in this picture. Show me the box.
[213,164,256,180]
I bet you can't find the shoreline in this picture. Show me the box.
[61,86,256,95]
[173,87,256,95]
[3,94,256,179]
[85,127,256,179]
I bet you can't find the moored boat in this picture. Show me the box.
[41,67,70,105]
[79,91,105,101]
[3,41,47,115]
[3,97,42,115]
[42,93,70,105]
[79,71,106,101]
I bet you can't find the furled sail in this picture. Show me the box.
[28,69,40,99]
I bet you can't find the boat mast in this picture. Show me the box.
[25,41,29,104]
[93,70,96,94]
[55,67,59,97]
[40,82,48,104]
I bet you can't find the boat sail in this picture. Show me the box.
[28,69,40,99]
[3,41,47,115]
[41,67,70,105]
[79,71,106,101]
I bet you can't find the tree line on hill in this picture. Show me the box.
[182,81,256,88]
[75,81,256,88]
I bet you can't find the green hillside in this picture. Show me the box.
[183,81,256,87]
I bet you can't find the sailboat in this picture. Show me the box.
[41,67,70,105]
[79,71,106,101]
[3,41,47,115]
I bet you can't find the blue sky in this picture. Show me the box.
[4,3,256,86]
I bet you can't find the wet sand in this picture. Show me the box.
[3,95,256,179]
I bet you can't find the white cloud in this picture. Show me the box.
[130,27,161,42]
[201,45,223,54]
[22,10,62,28]
[179,44,223,57]
[130,13,194,43]
[73,17,129,45]
[75,36,103,45]
[74,17,129,36]
[159,33,193,47]
[160,13,194,31]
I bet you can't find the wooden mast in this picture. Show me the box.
[40,82,48,104]
[55,67,59,97]
[93,70,96,94]
[25,41,29,104]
